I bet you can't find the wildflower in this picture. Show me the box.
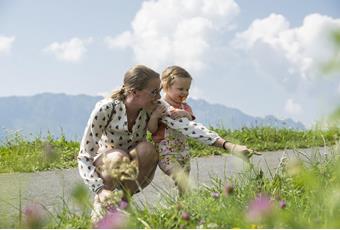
[172,168,192,194]
[246,194,273,223]
[102,189,124,209]
[279,200,286,209]
[224,183,234,196]
[95,209,128,229]
[119,200,129,209]
[287,159,303,176]
[211,192,220,199]
[181,211,190,221]
[275,152,288,175]
[102,154,138,182]
[23,203,47,228]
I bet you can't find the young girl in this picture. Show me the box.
[148,66,260,194]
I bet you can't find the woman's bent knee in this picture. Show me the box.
[135,141,158,162]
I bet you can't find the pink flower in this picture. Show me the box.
[279,200,286,209]
[246,194,273,222]
[119,200,129,209]
[95,210,127,229]
[181,211,190,221]
[211,192,220,199]
[23,203,47,228]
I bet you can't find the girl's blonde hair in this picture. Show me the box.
[161,66,192,91]
[110,65,159,100]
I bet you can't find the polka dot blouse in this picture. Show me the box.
[77,98,149,193]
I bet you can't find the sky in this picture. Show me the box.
[0,0,340,127]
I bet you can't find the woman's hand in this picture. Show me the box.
[170,108,193,120]
[151,104,167,119]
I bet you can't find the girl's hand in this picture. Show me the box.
[224,143,261,161]
[170,109,192,120]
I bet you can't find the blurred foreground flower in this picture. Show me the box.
[181,211,190,221]
[211,192,220,199]
[246,194,273,223]
[279,200,286,209]
[102,154,139,181]
[23,202,47,228]
[172,168,193,194]
[71,183,89,208]
[95,209,128,229]
[224,183,234,196]
[119,200,129,210]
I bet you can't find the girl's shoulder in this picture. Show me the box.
[158,99,171,108]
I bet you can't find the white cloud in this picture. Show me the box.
[105,0,239,72]
[0,35,15,55]
[285,98,302,115]
[105,32,133,49]
[338,83,340,95]
[44,37,93,62]
[232,13,340,82]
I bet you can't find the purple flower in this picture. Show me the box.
[119,200,129,209]
[224,183,234,196]
[181,211,190,221]
[279,200,286,209]
[246,194,273,222]
[95,210,127,229]
[211,192,220,199]
[23,203,46,228]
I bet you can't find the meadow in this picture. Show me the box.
[0,127,340,228]
[0,127,339,173]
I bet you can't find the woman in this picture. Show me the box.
[78,65,161,221]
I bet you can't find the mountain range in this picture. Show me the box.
[0,93,305,141]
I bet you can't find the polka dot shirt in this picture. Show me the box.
[77,98,148,193]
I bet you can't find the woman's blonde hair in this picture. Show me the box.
[161,66,192,91]
[110,65,159,100]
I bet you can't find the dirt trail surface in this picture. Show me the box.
[0,147,329,221]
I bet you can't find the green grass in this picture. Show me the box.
[189,126,340,157]
[0,127,339,173]
[1,144,339,228]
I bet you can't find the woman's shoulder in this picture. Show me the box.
[94,97,122,112]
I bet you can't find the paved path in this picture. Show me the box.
[0,147,331,221]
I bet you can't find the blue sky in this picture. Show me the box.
[0,0,340,127]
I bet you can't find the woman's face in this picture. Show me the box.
[136,78,162,110]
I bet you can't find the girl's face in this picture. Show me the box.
[135,78,162,109]
[166,77,191,104]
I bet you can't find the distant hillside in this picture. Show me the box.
[187,98,305,130]
[0,93,305,141]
